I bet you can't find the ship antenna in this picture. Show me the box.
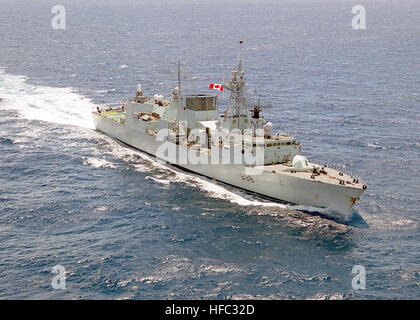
[239,40,244,64]
[178,59,181,98]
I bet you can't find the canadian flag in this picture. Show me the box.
[209,83,223,91]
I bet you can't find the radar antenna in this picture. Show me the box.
[246,95,272,119]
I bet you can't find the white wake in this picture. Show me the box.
[0,69,95,129]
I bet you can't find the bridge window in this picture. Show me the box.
[185,96,217,111]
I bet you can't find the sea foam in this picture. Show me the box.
[0,69,95,129]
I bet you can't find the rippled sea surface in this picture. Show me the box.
[0,0,419,299]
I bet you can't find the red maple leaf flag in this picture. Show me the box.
[209,83,223,91]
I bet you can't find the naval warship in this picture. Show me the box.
[92,51,367,220]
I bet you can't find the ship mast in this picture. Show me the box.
[224,40,247,117]
[178,60,181,98]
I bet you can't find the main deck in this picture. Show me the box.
[262,163,365,190]
[96,111,126,123]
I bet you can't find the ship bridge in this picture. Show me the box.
[176,94,219,126]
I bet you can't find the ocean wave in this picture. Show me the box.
[145,175,171,186]
[0,137,14,145]
[82,157,116,169]
[95,88,116,94]
[367,142,400,150]
[137,255,246,286]
[360,210,419,231]
[0,69,95,129]
[307,293,348,300]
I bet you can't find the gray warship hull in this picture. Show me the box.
[93,56,366,220]
[92,112,365,220]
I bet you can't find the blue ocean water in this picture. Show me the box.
[0,0,419,299]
